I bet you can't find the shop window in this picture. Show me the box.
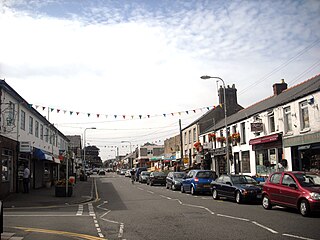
[241,151,251,173]
[256,148,282,176]
[284,106,292,133]
[300,100,310,130]
[2,149,13,182]
[20,110,26,130]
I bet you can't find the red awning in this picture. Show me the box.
[249,133,279,145]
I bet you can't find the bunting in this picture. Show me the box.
[29,103,220,120]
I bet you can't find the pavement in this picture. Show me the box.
[1,177,94,239]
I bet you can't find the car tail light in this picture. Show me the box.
[194,178,199,182]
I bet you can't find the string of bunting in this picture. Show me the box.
[28,103,223,120]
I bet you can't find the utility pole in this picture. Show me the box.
[179,119,183,171]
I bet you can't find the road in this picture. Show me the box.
[4,173,320,240]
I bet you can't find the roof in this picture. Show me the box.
[204,74,320,133]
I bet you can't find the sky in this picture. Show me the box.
[1,0,320,160]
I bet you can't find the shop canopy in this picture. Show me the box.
[34,148,53,161]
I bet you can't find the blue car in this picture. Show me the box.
[181,170,216,195]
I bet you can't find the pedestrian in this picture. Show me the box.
[130,168,135,184]
[23,164,30,193]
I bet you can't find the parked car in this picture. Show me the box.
[125,169,131,177]
[135,167,148,181]
[262,171,320,217]
[139,171,151,183]
[147,172,167,186]
[181,170,216,195]
[211,174,263,204]
[120,169,127,175]
[166,172,186,190]
[98,169,106,175]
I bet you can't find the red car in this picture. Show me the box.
[262,171,320,216]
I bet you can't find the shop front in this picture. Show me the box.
[32,148,55,189]
[283,131,320,173]
[210,147,231,176]
[249,133,283,177]
[0,136,18,199]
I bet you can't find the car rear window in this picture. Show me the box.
[174,173,186,178]
[196,171,214,178]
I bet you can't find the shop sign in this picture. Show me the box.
[251,122,263,132]
[203,142,213,149]
[283,131,320,147]
[249,134,279,145]
[20,141,31,152]
[183,157,189,164]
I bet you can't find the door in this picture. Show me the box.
[278,174,300,207]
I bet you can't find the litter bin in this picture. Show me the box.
[1,200,3,234]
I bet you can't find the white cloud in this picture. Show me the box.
[1,0,320,159]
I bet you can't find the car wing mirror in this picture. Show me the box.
[226,181,232,186]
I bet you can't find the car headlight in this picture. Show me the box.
[310,192,320,200]
[174,181,180,185]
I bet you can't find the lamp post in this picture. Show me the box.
[83,127,96,172]
[201,75,230,174]
[121,141,132,168]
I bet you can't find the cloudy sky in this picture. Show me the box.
[1,0,319,160]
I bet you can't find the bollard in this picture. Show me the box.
[0,200,3,234]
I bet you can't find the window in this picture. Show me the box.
[29,116,33,134]
[45,128,49,142]
[241,151,251,173]
[284,106,292,133]
[300,100,310,130]
[147,149,153,155]
[184,132,187,145]
[270,173,281,184]
[240,122,246,144]
[193,128,196,142]
[35,121,39,137]
[282,174,295,186]
[20,110,26,130]
[268,112,275,133]
[2,149,13,182]
[188,130,191,144]
[7,102,15,126]
[49,130,52,144]
[40,124,44,140]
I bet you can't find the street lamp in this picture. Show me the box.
[121,141,132,168]
[83,127,96,171]
[201,75,230,174]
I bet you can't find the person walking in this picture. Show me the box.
[130,168,135,184]
[23,164,30,193]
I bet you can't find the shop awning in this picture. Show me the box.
[34,148,53,161]
[249,133,279,145]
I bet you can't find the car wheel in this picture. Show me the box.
[212,189,219,200]
[262,195,272,210]
[181,185,185,193]
[235,191,242,204]
[166,183,169,189]
[150,181,153,186]
[171,184,175,191]
[299,199,310,217]
[191,186,196,195]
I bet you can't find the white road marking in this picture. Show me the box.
[147,190,154,194]
[137,187,144,191]
[282,234,315,240]
[252,221,278,234]
[217,214,250,222]
[76,204,83,216]
[118,223,124,238]
[88,203,104,239]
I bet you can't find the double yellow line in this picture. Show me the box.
[15,227,106,240]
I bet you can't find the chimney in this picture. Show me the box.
[218,84,238,107]
[273,79,287,95]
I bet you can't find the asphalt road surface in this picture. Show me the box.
[4,173,320,240]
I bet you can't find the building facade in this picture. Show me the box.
[0,80,69,198]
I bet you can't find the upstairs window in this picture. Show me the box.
[20,110,26,130]
[268,111,275,133]
[29,116,33,134]
[40,124,44,140]
[300,100,310,130]
[193,128,197,142]
[284,106,292,133]
[35,121,39,137]
[240,122,246,144]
